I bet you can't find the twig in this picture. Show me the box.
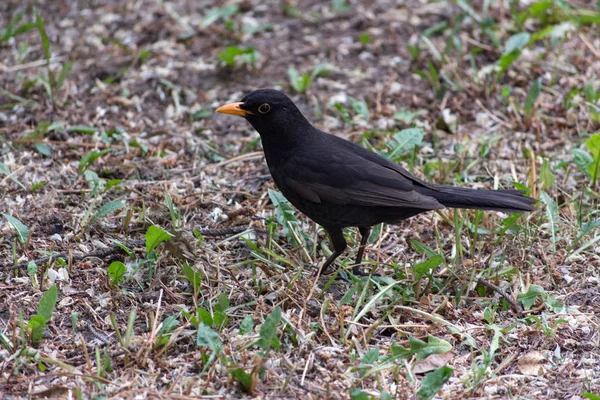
[477,278,523,314]
[1,56,64,73]
[1,239,145,271]
[205,151,264,170]
[195,225,251,237]
[579,32,600,59]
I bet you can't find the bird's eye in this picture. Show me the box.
[258,103,271,114]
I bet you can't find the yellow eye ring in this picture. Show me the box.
[258,103,271,114]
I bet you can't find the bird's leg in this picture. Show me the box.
[353,226,371,275]
[315,228,347,277]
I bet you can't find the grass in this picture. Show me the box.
[0,0,599,398]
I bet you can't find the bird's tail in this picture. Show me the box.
[418,185,537,213]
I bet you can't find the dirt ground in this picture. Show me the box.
[1,0,599,399]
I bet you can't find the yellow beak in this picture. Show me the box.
[215,102,252,117]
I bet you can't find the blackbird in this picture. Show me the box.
[216,89,536,275]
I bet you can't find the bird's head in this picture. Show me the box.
[216,89,310,140]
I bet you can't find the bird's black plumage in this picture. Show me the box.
[217,89,536,275]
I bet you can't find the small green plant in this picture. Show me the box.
[78,149,111,174]
[332,97,370,126]
[146,225,173,253]
[34,9,72,108]
[165,192,181,230]
[417,366,454,400]
[26,285,58,346]
[218,46,261,69]
[202,4,239,28]
[268,189,308,248]
[0,12,36,42]
[0,162,26,190]
[75,169,126,237]
[331,0,351,12]
[107,261,126,287]
[381,128,425,170]
[287,63,332,94]
[182,262,202,297]
[497,32,530,77]
[518,284,569,313]
[523,77,542,121]
[183,292,229,332]
[228,307,283,392]
[577,133,600,186]
[358,32,371,45]
[156,315,179,347]
[2,213,30,245]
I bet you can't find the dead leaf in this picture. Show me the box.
[413,352,453,374]
[517,351,547,376]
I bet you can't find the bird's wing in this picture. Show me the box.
[280,151,443,210]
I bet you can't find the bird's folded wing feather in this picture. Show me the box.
[281,153,442,209]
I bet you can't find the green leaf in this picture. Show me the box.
[107,261,126,286]
[56,61,72,91]
[213,310,227,330]
[410,240,438,257]
[218,46,258,67]
[108,239,134,257]
[34,8,51,61]
[361,348,380,365]
[30,181,48,192]
[387,128,424,160]
[145,225,173,253]
[413,255,444,279]
[539,191,559,251]
[409,335,453,361]
[27,315,47,346]
[585,133,600,184]
[350,97,370,121]
[268,189,301,246]
[583,392,600,400]
[240,315,254,334]
[37,285,58,321]
[158,315,179,335]
[504,32,530,55]
[67,125,97,134]
[2,213,30,244]
[256,306,282,353]
[197,308,213,327]
[393,108,427,124]
[348,388,371,400]
[215,293,230,313]
[539,158,555,191]
[497,51,521,75]
[517,284,545,310]
[230,368,253,392]
[27,260,38,277]
[78,149,111,174]
[311,62,332,79]
[524,78,542,116]
[182,263,202,293]
[106,179,123,191]
[94,200,125,220]
[288,66,311,93]
[202,4,239,27]
[0,162,26,189]
[417,366,454,400]
[572,148,594,177]
[191,108,212,120]
[196,323,222,351]
[359,33,371,45]
[34,143,52,156]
